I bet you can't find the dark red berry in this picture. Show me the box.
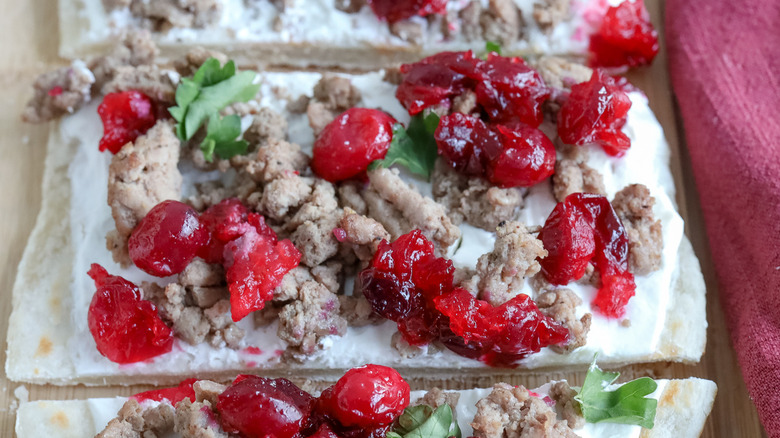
[368,0,446,23]
[557,70,633,156]
[538,193,636,318]
[435,114,555,187]
[87,264,173,363]
[197,198,251,264]
[319,365,410,428]
[217,376,314,438]
[359,230,454,345]
[474,54,550,127]
[589,0,659,68]
[396,52,480,115]
[486,123,556,188]
[128,200,209,277]
[98,90,157,154]
[224,213,301,321]
[312,108,397,182]
[132,378,197,404]
[434,288,569,367]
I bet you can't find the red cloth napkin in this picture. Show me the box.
[665,0,780,434]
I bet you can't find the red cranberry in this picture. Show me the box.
[434,112,500,177]
[368,0,447,23]
[589,0,659,68]
[224,214,301,321]
[128,200,209,277]
[486,123,556,188]
[312,108,397,182]
[319,365,410,428]
[217,376,314,438]
[396,52,480,115]
[434,288,569,367]
[474,54,550,127]
[359,230,454,345]
[98,90,157,154]
[132,378,197,404]
[557,70,633,157]
[86,264,173,363]
[435,114,555,187]
[197,198,251,264]
[538,193,636,318]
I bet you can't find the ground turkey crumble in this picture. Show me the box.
[460,221,547,306]
[471,383,578,438]
[537,289,591,354]
[612,184,663,275]
[103,0,223,31]
[432,159,525,231]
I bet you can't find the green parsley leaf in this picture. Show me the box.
[389,404,460,438]
[574,357,658,429]
[200,114,248,162]
[169,57,261,161]
[485,41,502,55]
[370,112,440,179]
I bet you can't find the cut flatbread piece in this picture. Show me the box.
[60,0,605,68]
[6,69,706,385]
[15,377,717,437]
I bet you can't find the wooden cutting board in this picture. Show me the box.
[0,0,767,436]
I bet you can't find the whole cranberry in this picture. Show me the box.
[486,123,556,188]
[474,54,550,127]
[217,376,314,438]
[320,365,410,428]
[87,264,173,364]
[434,112,500,176]
[128,200,210,277]
[589,0,659,68]
[557,70,633,156]
[368,0,447,23]
[312,108,397,182]
[396,52,480,115]
[98,90,157,154]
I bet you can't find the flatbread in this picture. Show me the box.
[15,378,717,437]
[5,70,707,385]
[58,0,592,68]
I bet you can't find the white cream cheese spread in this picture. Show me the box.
[61,70,685,378]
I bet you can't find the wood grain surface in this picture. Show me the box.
[0,0,768,436]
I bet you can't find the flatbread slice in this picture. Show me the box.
[15,377,717,437]
[60,0,602,68]
[6,64,707,385]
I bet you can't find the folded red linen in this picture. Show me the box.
[666,0,780,435]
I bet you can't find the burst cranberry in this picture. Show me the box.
[589,0,659,68]
[98,90,157,154]
[435,114,555,187]
[434,289,569,367]
[132,378,197,404]
[558,70,633,156]
[538,193,636,318]
[434,112,499,176]
[128,200,209,277]
[359,230,454,345]
[486,123,556,187]
[312,108,397,182]
[320,365,410,428]
[396,52,480,115]
[87,264,173,363]
[218,376,314,438]
[474,54,550,127]
[197,198,251,264]
[224,214,301,321]
[368,0,447,23]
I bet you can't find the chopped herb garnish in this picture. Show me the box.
[370,112,440,179]
[387,404,461,438]
[169,57,260,162]
[574,357,658,429]
[485,41,502,56]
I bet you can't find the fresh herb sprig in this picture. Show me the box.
[370,112,440,179]
[574,357,658,429]
[484,41,502,56]
[387,404,461,438]
[169,57,261,162]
